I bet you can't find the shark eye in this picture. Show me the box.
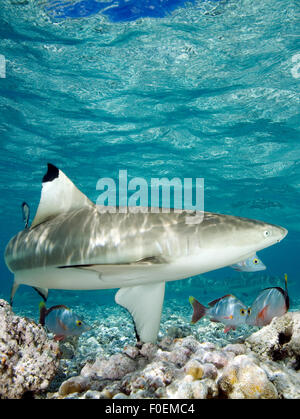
[240,309,246,316]
[264,230,271,238]
[253,258,258,264]
[76,320,82,327]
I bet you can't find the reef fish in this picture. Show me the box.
[246,274,289,327]
[5,163,288,343]
[189,294,250,333]
[39,301,91,341]
[230,253,266,272]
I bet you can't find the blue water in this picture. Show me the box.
[45,0,211,22]
[0,0,299,315]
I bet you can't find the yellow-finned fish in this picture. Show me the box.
[189,294,249,333]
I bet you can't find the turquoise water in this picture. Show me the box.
[0,0,299,318]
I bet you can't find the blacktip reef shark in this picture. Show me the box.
[5,164,288,343]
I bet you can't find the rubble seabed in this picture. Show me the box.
[0,298,299,399]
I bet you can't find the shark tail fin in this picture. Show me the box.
[189,296,207,324]
[31,163,94,228]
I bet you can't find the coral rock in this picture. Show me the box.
[223,344,247,356]
[0,299,59,399]
[180,336,201,353]
[184,359,204,380]
[59,376,91,397]
[202,363,218,380]
[218,355,278,399]
[190,380,208,399]
[139,342,158,360]
[123,345,140,359]
[168,346,192,367]
[259,361,300,399]
[202,350,230,369]
[81,353,136,380]
[246,312,300,369]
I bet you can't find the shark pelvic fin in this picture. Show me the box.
[31,163,94,228]
[115,282,165,343]
[10,281,20,305]
[33,287,48,301]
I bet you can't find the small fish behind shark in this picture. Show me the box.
[230,253,266,272]
[4,163,288,343]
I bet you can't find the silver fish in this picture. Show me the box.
[39,302,91,341]
[246,274,289,327]
[189,294,249,333]
[5,164,288,343]
[230,253,266,272]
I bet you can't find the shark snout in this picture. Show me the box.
[274,225,288,242]
[280,227,288,240]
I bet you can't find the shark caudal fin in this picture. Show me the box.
[189,296,207,324]
[31,163,94,228]
[115,282,165,343]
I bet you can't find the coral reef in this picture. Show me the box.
[0,299,60,399]
[1,296,299,400]
[246,312,300,368]
[48,314,300,399]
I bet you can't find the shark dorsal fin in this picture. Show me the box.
[31,163,94,228]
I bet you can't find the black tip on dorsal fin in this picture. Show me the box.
[43,163,59,183]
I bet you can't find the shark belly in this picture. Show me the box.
[14,246,256,290]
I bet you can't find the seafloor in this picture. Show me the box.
[1,274,300,399]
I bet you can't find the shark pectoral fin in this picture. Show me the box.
[115,282,165,344]
[33,287,48,301]
[31,163,94,228]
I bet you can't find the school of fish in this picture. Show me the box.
[189,274,290,332]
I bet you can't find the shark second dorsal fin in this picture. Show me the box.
[31,163,94,228]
